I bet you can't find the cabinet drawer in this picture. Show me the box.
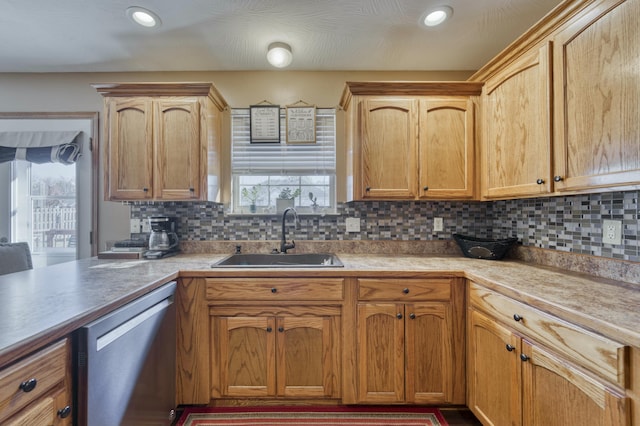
[358,278,451,301]
[469,282,627,387]
[0,339,68,423]
[206,278,344,301]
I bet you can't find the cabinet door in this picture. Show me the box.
[154,98,202,200]
[106,98,154,200]
[468,309,522,426]
[419,98,475,199]
[356,303,405,403]
[521,341,629,426]
[552,0,640,192]
[214,316,276,397]
[276,315,340,398]
[482,44,552,199]
[358,99,418,199]
[405,302,455,404]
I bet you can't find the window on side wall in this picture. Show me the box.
[231,108,336,214]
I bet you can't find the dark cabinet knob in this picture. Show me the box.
[143,187,149,192]
[536,179,545,185]
[266,326,272,333]
[396,313,403,320]
[271,287,277,293]
[513,314,523,322]
[520,353,529,362]
[506,344,515,352]
[423,186,429,191]
[57,406,72,419]
[402,288,409,294]
[553,175,563,182]
[19,378,37,393]
[365,186,371,192]
[409,313,416,320]
[278,326,284,333]
[189,187,195,192]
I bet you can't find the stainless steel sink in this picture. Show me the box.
[211,253,344,268]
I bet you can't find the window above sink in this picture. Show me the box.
[231,108,337,215]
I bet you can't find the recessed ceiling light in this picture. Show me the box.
[126,6,162,28]
[423,6,453,27]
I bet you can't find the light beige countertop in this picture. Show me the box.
[1,250,638,367]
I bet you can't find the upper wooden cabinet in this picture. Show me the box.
[552,0,640,192]
[94,82,227,201]
[473,0,640,199]
[481,44,552,199]
[340,82,482,201]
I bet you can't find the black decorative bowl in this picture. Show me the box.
[453,234,518,260]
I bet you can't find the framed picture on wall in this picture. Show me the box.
[286,105,316,144]
[250,105,280,143]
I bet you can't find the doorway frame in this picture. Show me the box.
[0,112,100,257]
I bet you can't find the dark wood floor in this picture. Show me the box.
[440,407,483,425]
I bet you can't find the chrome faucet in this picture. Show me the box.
[280,207,298,254]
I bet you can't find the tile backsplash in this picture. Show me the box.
[130,190,639,262]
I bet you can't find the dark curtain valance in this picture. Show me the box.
[0,130,82,164]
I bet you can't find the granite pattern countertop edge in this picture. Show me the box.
[0,252,638,367]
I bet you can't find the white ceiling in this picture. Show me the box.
[0,0,563,73]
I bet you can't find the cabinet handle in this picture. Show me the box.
[553,175,564,182]
[365,186,371,192]
[266,326,273,333]
[506,344,515,352]
[423,186,429,191]
[409,313,416,320]
[520,353,529,362]
[189,187,195,192]
[278,326,284,332]
[143,187,149,192]
[271,287,277,293]
[402,288,409,294]
[536,179,545,185]
[19,378,37,393]
[57,406,72,419]
[513,314,523,322]
[396,313,403,320]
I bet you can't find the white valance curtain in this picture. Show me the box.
[0,130,83,164]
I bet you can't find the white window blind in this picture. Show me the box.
[231,108,336,174]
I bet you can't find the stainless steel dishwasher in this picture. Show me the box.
[75,281,177,426]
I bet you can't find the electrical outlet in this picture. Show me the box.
[141,219,151,233]
[434,217,444,232]
[129,218,141,234]
[345,217,361,233]
[602,219,622,245]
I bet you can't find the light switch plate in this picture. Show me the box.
[345,217,361,233]
[434,217,444,232]
[141,219,151,233]
[602,219,622,245]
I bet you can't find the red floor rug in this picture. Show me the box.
[176,405,448,426]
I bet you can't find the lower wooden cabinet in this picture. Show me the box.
[355,278,465,404]
[468,284,629,426]
[211,307,341,399]
[0,338,72,426]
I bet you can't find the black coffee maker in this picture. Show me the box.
[144,216,179,259]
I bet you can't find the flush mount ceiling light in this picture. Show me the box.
[267,42,293,68]
[126,6,162,28]
[422,6,453,27]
